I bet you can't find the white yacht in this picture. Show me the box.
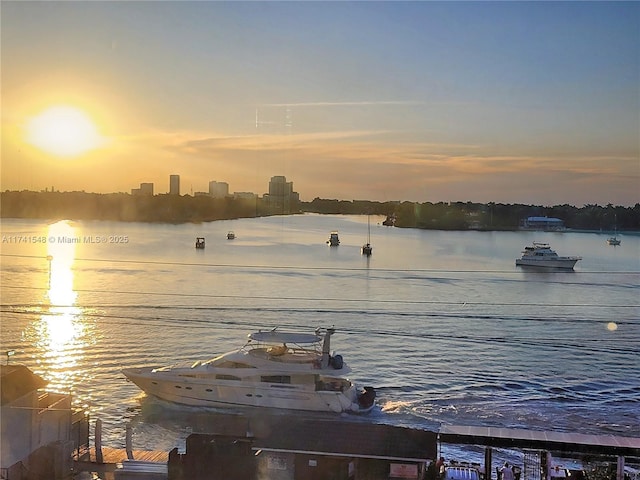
[122,327,375,414]
[516,242,581,269]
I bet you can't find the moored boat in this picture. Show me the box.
[327,231,340,246]
[382,213,396,226]
[515,242,581,269]
[122,327,375,414]
[362,215,372,256]
[607,215,621,245]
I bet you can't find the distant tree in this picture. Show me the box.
[2,191,639,230]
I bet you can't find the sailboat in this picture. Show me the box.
[361,215,372,256]
[607,215,621,246]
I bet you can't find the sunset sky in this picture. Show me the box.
[2,1,638,206]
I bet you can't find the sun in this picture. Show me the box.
[26,105,105,157]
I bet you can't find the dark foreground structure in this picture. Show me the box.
[163,412,639,480]
[2,365,639,479]
[168,414,438,480]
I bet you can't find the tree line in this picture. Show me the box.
[303,198,639,231]
[2,191,638,231]
[0,191,260,223]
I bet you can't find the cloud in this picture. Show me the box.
[99,125,638,205]
[150,127,637,179]
[257,100,427,108]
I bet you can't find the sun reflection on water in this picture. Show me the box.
[29,220,87,396]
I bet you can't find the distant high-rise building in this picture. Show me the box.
[169,175,180,195]
[131,182,154,196]
[266,175,299,214]
[268,176,291,197]
[209,181,229,198]
[140,183,154,195]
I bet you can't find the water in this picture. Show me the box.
[1,215,639,457]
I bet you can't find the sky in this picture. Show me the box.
[1,1,638,206]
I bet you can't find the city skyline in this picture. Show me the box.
[131,174,287,199]
[1,2,638,206]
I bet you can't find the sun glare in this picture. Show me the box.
[26,105,105,157]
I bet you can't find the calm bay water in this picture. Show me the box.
[1,214,639,457]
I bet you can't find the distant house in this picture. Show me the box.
[233,192,258,200]
[520,216,565,231]
[1,365,88,480]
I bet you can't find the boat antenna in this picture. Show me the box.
[321,330,334,369]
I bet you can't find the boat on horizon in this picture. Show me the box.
[122,327,376,414]
[515,242,581,269]
[227,231,235,240]
[195,237,205,249]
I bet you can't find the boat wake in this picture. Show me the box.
[380,399,415,413]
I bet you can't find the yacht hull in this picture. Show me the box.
[515,258,579,269]
[123,367,367,414]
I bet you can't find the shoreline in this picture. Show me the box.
[2,214,639,236]
[2,191,638,231]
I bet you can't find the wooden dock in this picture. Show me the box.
[74,447,168,479]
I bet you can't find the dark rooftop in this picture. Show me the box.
[171,412,437,462]
[440,425,640,458]
[253,417,438,461]
[0,364,48,405]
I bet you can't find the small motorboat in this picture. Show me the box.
[195,237,205,249]
[227,231,235,240]
[382,214,396,226]
[607,237,621,246]
[327,231,340,246]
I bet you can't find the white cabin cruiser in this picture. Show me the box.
[122,327,375,414]
[516,242,581,269]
